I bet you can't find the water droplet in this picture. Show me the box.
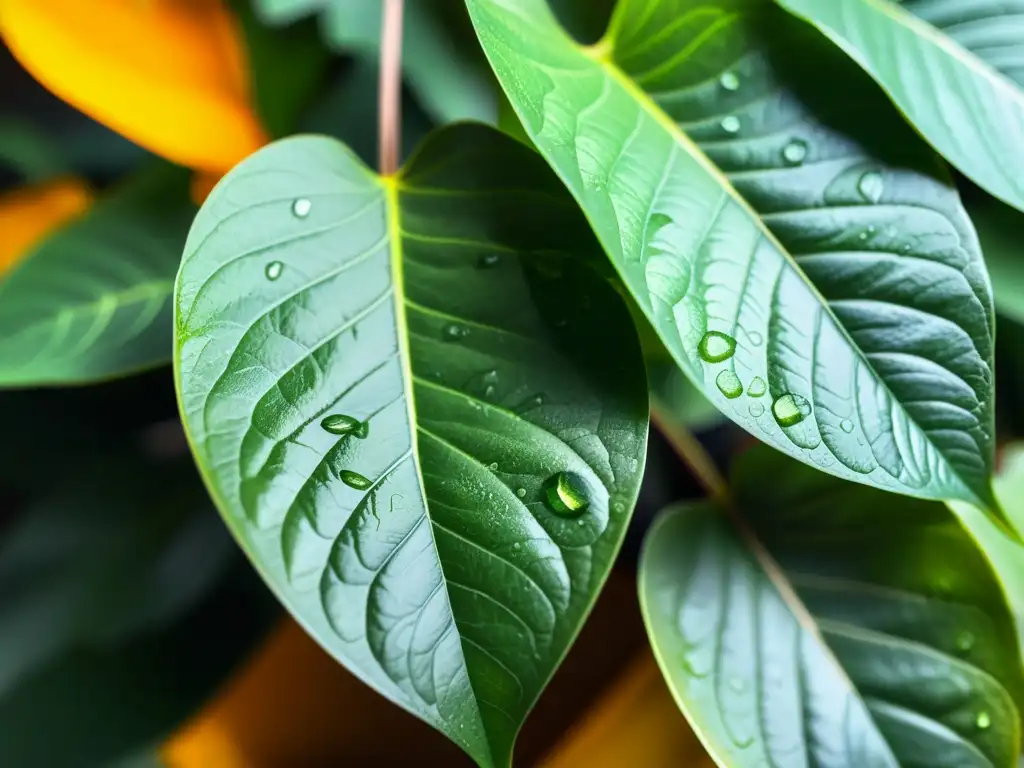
[720,115,741,134]
[782,139,808,166]
[857,171,884,203]
[728,676,745,692]
[516,488,527,498]
[719,71,740,91]
[976,711,991,730]
[840,419,854,433]
[265,261,284,281]
[747,376,766,397]
[443,323,470,342]
[749,402,765,418]
[321,414,369,438]
[544,472,591,518]
[697,330,736,363]
[292,198,312,218]
[716,370,743,399]
[478,253,500,269]
[859,231,868,240]
[340,470,372,490]
[488,462,498,471]
[956,630,975,652]
[772,393,811,427]
[513,542,521,550]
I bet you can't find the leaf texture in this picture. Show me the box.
[640,447,1024,768]
[174,123,649,768]
[776,0,1024,213]
[468,0,998,510]
[0,163,196,386]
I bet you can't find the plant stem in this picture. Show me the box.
[378,0,405,176]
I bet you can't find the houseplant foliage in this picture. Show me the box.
[3,0,1024,766]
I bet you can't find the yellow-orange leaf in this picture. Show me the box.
[0,0,268,174]
[0,178,93,275]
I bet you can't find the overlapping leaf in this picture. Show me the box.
[776,0,1024,213]
[0,163,195,386]
[174,123,648,768]
[468,0,999,512]
[641,446,1024,768]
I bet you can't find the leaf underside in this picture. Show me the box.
[640,447,1024,768]
[174,123,648,767]
[0,163,195,387]
[776,0,1024,214]
[467,0,998,510]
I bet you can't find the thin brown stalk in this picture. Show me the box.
[378,0,405,176]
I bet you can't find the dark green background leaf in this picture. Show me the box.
[174,123,648,767]
[641,447,1024,767]
[468,0,998,510]
[0,162,195,386]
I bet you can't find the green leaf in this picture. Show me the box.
[775,0,1024,214]
[468,0,998,510]
[640,446,1024,768]
[0,454,277,767]
[967,198,1024,325]
[174,123,649,768]
[0,163,196,386]
[252,0,497,124]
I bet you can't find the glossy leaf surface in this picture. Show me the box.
[640,447,1024,767]
[0,163,195,386]
[0,454,277,768]
[468,0,997,509]
[777,0,1024,213]
[174,124,649,768]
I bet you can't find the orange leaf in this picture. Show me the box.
[0,178,93,275]
[0,0,269,174]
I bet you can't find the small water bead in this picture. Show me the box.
[292,198,312,218]
[956,630,975,653]
[265,261,284,281]
[772,393,811,427]
[716,370,743,399]
[719,71,740,91]
[858,171,884,203]
[747,376,766,398]
[720,115,741,134]
[516,488,527,498]
[544,472,591,518]
[976,711,992,730]
[443,323,470,342]
[697,331,736,363]
[840,419,854,434]
[513,542,521,551]
[478,253,501,269]
[782,139,808,166]
[488,462,498,471]
[321,414,369,438]
[340,470,372,490]
[749,402,765,418]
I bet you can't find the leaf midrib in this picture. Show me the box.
[580,21,987,505]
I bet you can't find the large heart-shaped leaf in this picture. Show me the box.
[640,446,1024,767]
[0,163,195,387]
[174,123,649,767]
[0,453,277,768]
[775,0,1024,214]
[468,0,998,511]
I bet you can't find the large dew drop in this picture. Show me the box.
[782,139,808,166]
[697,331,736,363]
[321,414,368,439]
[976,711,991,730]
[747,376,766,398]
[340,470,372,490]
[544,472,591,518]
[716,370,743,399]
[772,393,811,427]
[292,198,312,218]
[265,261,284,281]
[857,171,884,203]
[719,71,740,91]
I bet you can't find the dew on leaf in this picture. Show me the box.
[747,376,766,397]
[321,414,369,438]
[749,402,765,418]
[478,253,501,269]
[513,542,521,551]
[443,323,470,342]
[544,472,591,518]
[772,393,811,427]
[721,115,741,134]
[977,711,991,730]
[488,462,498,471]
[857,171,884,203]
[697,330,736,363]
[716,370,743,399]
[516,488,526,498]
[719,71,740,91]
[840,419,854,433]
[782,139,808,166]
[292,198,312,218]
[265,261,284,281]
[340,470,372,490]
[956,631,975,653]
